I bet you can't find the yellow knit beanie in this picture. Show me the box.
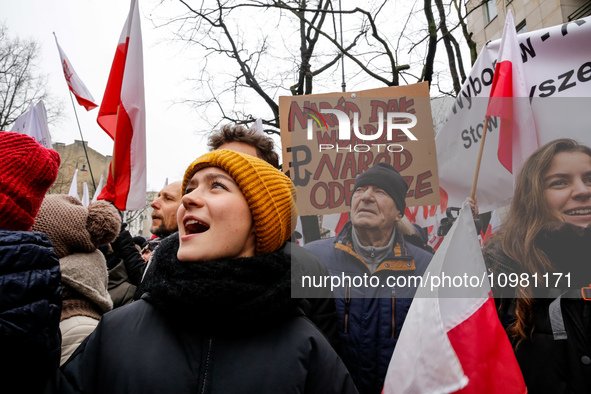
[182,150,298,255]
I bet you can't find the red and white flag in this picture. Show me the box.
[97,0,146,211]
[485,9,538,175]
[383,203,525,394]
[54,35,98,111]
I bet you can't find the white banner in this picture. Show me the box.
[69,169,80,200]
[437,16,591,213]
[92,174,104,204]
[82,182,90,207]
[10,100,53,149]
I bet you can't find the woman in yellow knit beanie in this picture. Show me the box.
[47,149,357,394]
[178,149,297,259]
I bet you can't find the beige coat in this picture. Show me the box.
[59,315,99,366]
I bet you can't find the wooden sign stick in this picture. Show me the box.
[470,117,490,200]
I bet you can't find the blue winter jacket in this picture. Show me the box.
[304,222,433,394]
[0,229,62,394]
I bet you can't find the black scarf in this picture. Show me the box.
[143,235,297,334]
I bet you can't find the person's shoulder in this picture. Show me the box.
[0,229,59,284]
[279,313,335,344]
[404,241,433,262]
[87,299,162,343]
[302,238,341,267]
[60,316,99,336]
[0,229,52,248]
[303,237,336,252]
[400,243,432,276]
[482,238,516,274]
[283,241,315,257]
[102,298,154,323]
[282,242,328,273]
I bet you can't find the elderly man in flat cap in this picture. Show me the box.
[305,162,433,394]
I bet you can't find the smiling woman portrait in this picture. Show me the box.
[45,149,357,394]
[483,138,591,394]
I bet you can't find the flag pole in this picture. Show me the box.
[470,117,490,200]
[53,31,97,190]
[68,90,97,190]
[338,0,346,93]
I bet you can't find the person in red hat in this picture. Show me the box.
[0,131,62,393]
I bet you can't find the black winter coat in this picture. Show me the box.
[49,235,357,394]
[0,230,61,394]
[53,299,355,394]
[138,238,341,353]
[484,242,591,394]
[285,241,341,354]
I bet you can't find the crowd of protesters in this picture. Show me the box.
[1,126,590,393]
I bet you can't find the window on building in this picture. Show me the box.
[484,0,498,24]
[516,19,527,33]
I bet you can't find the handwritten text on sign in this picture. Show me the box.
[280,83,439,216]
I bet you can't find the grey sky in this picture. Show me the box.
[2,0,210,190]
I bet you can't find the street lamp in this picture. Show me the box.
[73,154,96,191]
[75,156,88,174]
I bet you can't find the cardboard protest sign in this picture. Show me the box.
[280,82,439,216]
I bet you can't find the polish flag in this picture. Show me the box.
[383,203,526,394]
[97,0,146,211]
[485,9,538,175]
[54,35,98,111]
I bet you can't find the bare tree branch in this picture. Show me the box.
[435,0,460,94]
[158,0,476,134]
[0,24,63,130]
[421,0,437,85]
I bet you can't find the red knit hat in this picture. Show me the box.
[0,131,61,231]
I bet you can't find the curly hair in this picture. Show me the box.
[208,124,280,169]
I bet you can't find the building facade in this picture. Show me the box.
[50,140,111,198]
[467,0,591,52]
[49,140,155,237]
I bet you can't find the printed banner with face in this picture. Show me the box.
[437,16,591,213]
[280,82,439,216]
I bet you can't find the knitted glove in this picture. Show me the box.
[534,222,591,289]
[111,225,132,253]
